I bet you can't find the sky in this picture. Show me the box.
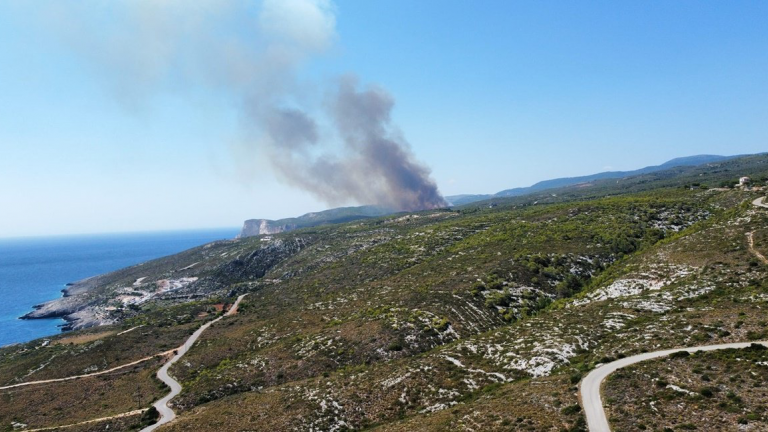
[0,0,766,238]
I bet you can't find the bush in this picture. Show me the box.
[669,350,690,359]
[570,372,582,384]
[568,417,587,432]
[139,406,160,427]
[560,404,581,415]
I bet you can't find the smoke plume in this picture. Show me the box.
[46,0,447,211]
[261,76,447,211]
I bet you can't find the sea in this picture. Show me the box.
[0,228,240,347]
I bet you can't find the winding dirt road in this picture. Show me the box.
[747,197,768,264]
[747,232,768,264]
[0,351,173,391]
[580,341,768,431]
[141,294,247,432]
[25,409,148,432]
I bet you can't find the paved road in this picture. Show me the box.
[580,195,768,430]
[580,341,768,431]
[141,294,247,432]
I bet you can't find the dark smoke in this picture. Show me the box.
[262,76,447,211]
[42,0,447,211]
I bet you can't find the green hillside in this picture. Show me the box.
[1,154,767,431]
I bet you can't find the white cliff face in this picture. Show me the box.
[260,220,271,234]
[236,206,394,238]
[238,219,295,238]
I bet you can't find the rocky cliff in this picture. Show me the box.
[238,219,297,238]
[237,205,394,238]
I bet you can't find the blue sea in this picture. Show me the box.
[0,228,240,347]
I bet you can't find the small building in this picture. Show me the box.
[740,176,751,187]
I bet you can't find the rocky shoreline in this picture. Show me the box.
[21,277,112,331]
[18,235,303,333]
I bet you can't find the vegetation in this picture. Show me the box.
[1,154,767,430]
[605,347,768,431]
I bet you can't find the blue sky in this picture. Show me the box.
[1,1,766,237]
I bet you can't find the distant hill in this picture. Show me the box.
[238,205,394,238]
[446,154,742,206]
[238,154,757,236]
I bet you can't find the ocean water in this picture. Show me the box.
[0,228,240,347]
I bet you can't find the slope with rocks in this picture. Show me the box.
[158,188,768,431]
[1,156,767,431]
[20,236,307,331]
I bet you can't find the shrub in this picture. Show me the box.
[560,404,581,415]
[669,350,690,359]
[139,407,160,427]
[570,372,582,384]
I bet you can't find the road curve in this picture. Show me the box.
[580,341,768,432]
[580,195,768,430]
[141,294,247,432]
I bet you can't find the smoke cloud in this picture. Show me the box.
[46,0,447,211]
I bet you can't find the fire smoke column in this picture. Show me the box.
[329,76,447,211]
[37,0,448,212]
[259,76,447,212]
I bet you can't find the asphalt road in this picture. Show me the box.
[580,341,768,431]
[581,195,768,431]
[141,294,247,432]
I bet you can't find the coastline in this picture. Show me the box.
[0,228,239,347]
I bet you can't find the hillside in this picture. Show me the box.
[237,155,752,237]
[1,154,767,431]
[446,154,746,206]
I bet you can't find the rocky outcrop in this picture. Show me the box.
[21,294,110,331]
[22,295,86,320]
[238,219,297,238]
[20,235,311,333]
[210,238,309,285]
